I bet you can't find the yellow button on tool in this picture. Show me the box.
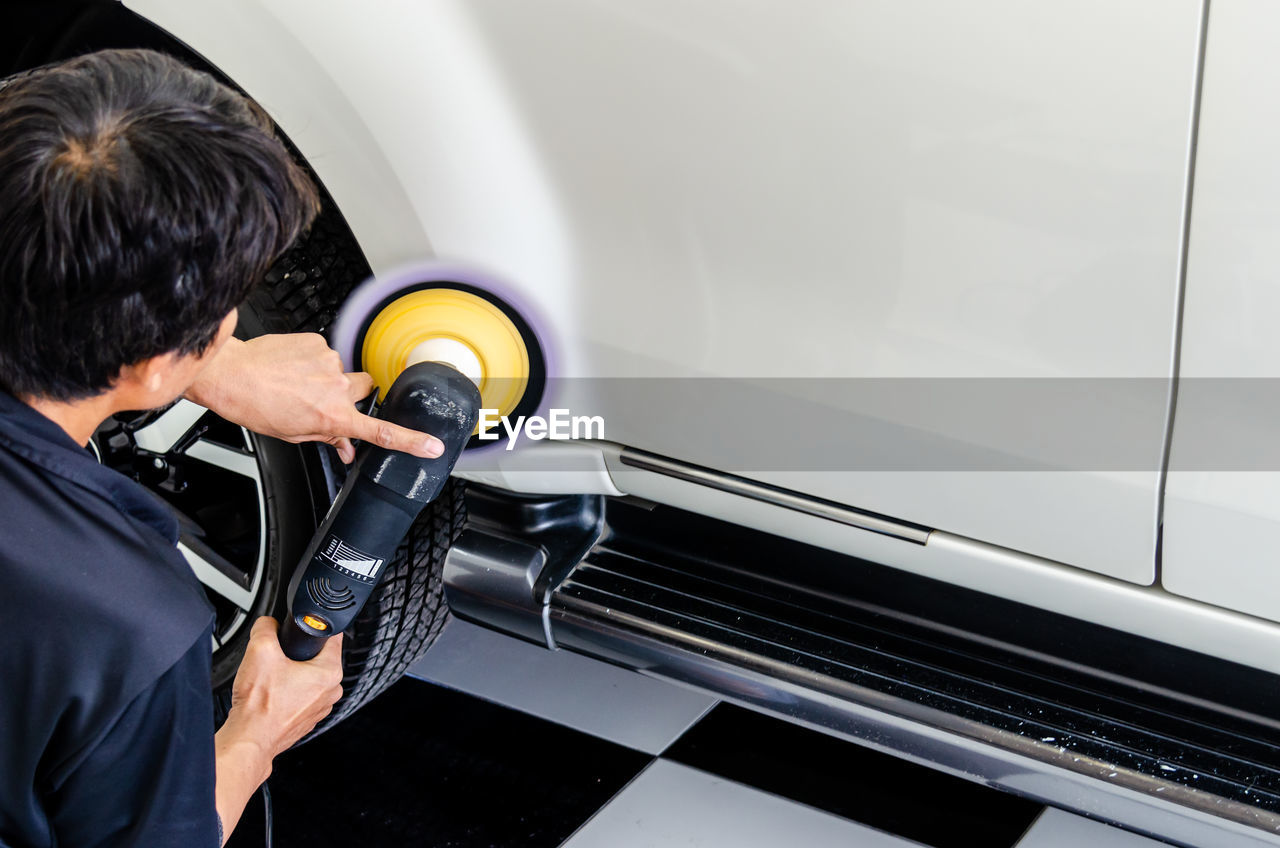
[302,614,329,632]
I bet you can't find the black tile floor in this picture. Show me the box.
[664,704,1040,848]
[226,675,1048,848]
[225,678,651,848]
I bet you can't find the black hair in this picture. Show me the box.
[0,48,319,400]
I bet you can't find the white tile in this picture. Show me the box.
[560,760,923,848]
[408,617,717,754]
[1015,808,1172,848]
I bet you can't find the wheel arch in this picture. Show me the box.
[112,0,431,273]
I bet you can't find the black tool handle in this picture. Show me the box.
[280,361,481,661]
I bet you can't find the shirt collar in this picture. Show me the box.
[0,391,180,542]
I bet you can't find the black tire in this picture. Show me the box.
[210,201,460,737]
[320,482,461,729]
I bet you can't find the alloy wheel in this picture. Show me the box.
[93,400,270,655]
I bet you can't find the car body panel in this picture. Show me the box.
[126,0,1205,589]
[449,0,1197,588]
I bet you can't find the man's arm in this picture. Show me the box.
[213,617,344,846]
[185,333,444,463]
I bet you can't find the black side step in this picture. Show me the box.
[542,500,1280,842]
[443,490,1280,845]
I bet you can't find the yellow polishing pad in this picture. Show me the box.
[361,288,531,424]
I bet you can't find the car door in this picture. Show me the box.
[448,0,1200,583]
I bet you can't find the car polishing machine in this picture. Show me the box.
[278,267,542,661]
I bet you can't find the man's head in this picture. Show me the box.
[0,48,319,403]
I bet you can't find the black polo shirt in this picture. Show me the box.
[0,391,219,847]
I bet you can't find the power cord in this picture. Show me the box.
[260,780,274,848]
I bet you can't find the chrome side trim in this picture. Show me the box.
[617,449,931,545]
[550,598,1280,848]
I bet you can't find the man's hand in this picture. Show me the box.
[224,616,344,756]
[213,617,344,844]
[225,617,343,758]
[186,333,444,463]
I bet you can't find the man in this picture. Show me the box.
[0,49,442,846]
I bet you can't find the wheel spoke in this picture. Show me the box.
[110,404,269,655]
[179,540,255,611]
[185,439,259,478]
[132,399,207,454]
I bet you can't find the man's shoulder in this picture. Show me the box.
[0,436,214,702]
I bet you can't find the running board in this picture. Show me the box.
[443,489,1280,847]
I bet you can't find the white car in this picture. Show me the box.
[27,1,1280,845]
